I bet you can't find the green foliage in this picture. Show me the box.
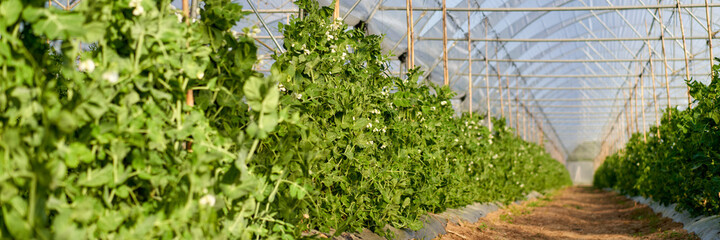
[0,0,570,239]
[595,61,720,217]
[0,0,298,239]
[263,0,571,235]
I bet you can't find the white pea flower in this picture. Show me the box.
[102,71,119,84]
[475,177,479,181]
[440,101,447,106]
[78,59,95,73]
[199,194,216,207]
[366,122,372,128]
[489,163,494,168]
[380,144,387,149]
[303,49,311,55]
[431,107,436,111]
[197,72,204,80]
[368,140,374,145]
[520,184,524,188]
[303,213,310,219]
[295,93,302,100]
[252,28,261,34]
[176,13,183,23]
[489,139,493,144]
[454,138,459,142]
[132,5,145,16]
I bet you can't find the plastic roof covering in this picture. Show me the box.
[173,0,720,158]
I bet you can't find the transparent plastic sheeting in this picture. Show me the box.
[174,0,720,154]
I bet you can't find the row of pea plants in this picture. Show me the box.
[595,62,720,217]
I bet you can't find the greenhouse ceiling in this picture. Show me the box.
[169,0,717,158]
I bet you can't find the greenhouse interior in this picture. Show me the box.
[2,0,720,239]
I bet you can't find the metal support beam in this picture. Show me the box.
[379,4,720,12]
[417,36,716,42]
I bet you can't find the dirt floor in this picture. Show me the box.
[438,187,699,240]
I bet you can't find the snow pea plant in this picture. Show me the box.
[0,0,302,239]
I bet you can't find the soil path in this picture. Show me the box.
[438,186,699,240]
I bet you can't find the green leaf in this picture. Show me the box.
[77,166,113,187]
[0,0,21,26]
[2,207,31,239]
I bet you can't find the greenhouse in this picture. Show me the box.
[1,0,719,239]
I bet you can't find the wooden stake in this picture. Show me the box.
[649,43,661,138]
[515,82,520,133]
[640,66,647,142]
[705,0,714,76]
[497,44,504,119]
[632,75,638,134]
[676,1,692,108]
[334,0,340,19]
[484,19,491,129]
[467,4,472,116]
[442,0,449,85]
[659,8,672,118]
[406,0,414,69]
[507,52,512,129]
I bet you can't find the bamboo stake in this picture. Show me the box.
[467,3,472,116]
[676,1,692,108]
[507,52,512,128]
[405,0,415,69]
[649,43,661,138]
[515,86,520,134]
[659,8,672,118]
[705,0,714,75]
[497,45,504,118]
[182,0,194,108]
[632,75,639,134]
[485,19,491,130]
[442,0,449,85]
[640,66,647,142]
[410,0,415,67]
[334,0,340,19]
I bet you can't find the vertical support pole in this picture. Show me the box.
[539,121,544,147]
[648,41,661,138]
[497,45,504,119]
[659,8,672,118]
[705,0,714,75]
[523,109,528,141]
[406,0,414,69]
[515,82,520,134]
[442,0,449,85]
[640,67,647,142]
[507,59,512,129]
[182,0,190,24]
[632,75,638,134]
[334,0,340,19]
[484,19,491,130]
[182,0,194,108]
[676,1,692,108]
[467,5,472,116]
